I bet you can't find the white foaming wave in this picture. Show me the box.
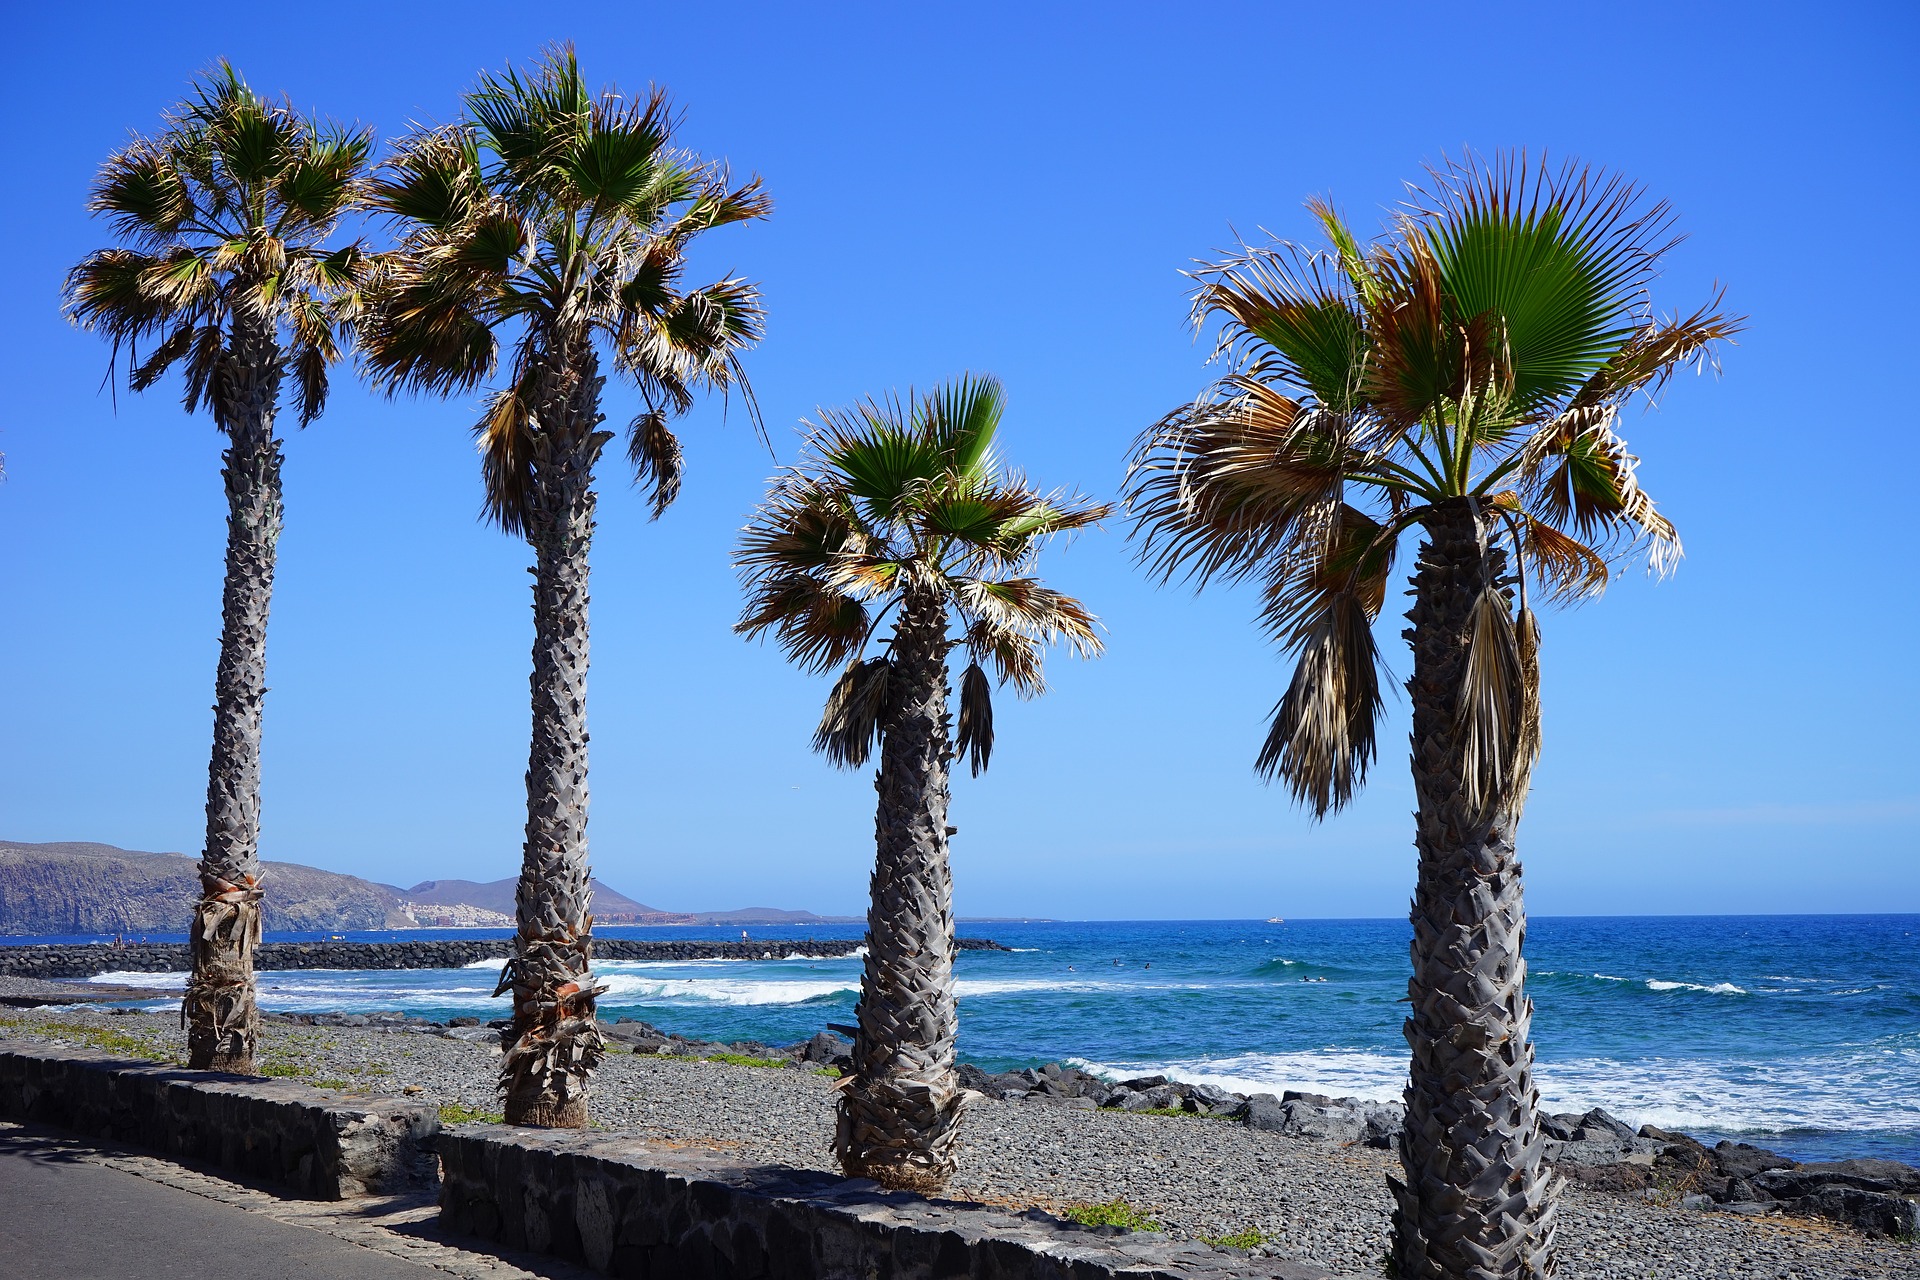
[1068,1049,1410,1103]
[1546,971,1750,996]
[1644,979,1747,995]
[89,970,186,988]
[1536,1048,1920,1135]
[1066,1045,1920,1136]
[595,973,855,1006]
[461,959,504,970]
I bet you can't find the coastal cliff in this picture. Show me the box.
[0,841,408,935]
[0,840,863,935]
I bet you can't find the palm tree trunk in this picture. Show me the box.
[185,321,282,1074]
[1391,496,1558,1279]
[499,360,609,1127]
[834,584,967,1193]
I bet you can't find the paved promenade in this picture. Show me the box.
[0,1122,594,1279]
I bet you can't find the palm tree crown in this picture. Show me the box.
[1128,155,1741,817]
[65,61,370,424]
[738,375,1108,772]
[360,44,769,526]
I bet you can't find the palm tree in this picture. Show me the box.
[359,47,768,1127]
[1126,156,1739,1278]
[65,65,371,1074]
[737,376,1106,1191]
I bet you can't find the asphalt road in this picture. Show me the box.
[0,1130,435,1280]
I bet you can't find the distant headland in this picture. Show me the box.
[0,839,877,936]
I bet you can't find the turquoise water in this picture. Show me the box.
[71,914,1920,1164]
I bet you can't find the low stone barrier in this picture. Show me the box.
[0,937,1007,980]
[0,1040,438,1199]
[436,1125,1349,1280]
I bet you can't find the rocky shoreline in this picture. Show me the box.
[0,1007,1907,1279]
[0,936,1006,980]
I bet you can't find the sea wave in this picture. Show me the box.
[89,970,186,987]
[1066,1044,1920,1138]
[1068,1049,1409,1102]
[1535,970,1749,996]
[596,974,855,1006]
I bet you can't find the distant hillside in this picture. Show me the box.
[399,877,666,920]
[0,841,408,935]
[0,840,860,934]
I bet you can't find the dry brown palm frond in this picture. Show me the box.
[1257,589,1382,817]
[1509,606,1543,811]
[737,574,870,675]
[1456,585,1526,818]
[1522,515,1611,603]
[1568,291,1745,410]
[1359,232,1455,429]
[955,661,994,777]
[1259,503,1407,644]
[813,657,893,768]
[953,578,1102,660]
[1125,380,1355,587]
[626,406,683,519]
[963,619,1046,696]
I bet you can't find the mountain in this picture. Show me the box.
[0,840,860,934]
[397,877,667,920]
[0,840,409,935]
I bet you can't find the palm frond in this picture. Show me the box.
[1567,291,1745,410]
[1125,378,1354,586]
[1256,589,1382,817]
[962,619,1046,697]
[1409,151,1681,414]
[955,661,995,777]
[812,657,893,768]
[736,573,871,675]
[1520,411,1681,575]
[925,373,1003,478]
[626,406,682,519]
[954,578,1102,661]
[1456,585,1527,818]
[1188,240,1369,410]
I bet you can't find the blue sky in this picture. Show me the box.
[2,2,1915,919]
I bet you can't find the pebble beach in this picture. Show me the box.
[2,1006,1909,1280]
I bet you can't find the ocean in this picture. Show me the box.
[62,914,1919,1165]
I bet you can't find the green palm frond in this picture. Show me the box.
[925,373,1003,478]
[1189,243,1369,411]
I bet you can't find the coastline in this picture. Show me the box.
[0,1005,1907,1280]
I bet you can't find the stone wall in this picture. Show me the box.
[0,1040,438,1199]
[0,937,1005,980]
[436,1126,1347,1280]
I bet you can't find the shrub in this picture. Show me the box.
[1063,1199,1162,1232]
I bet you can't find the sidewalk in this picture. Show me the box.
[0,1122,597,1279]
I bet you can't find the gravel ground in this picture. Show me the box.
[3,1008,1912,1280]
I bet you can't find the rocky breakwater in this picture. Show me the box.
[0,936,1007,980]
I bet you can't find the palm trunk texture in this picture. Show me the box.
[835,586,968,1192]
[185,318,282,1074]
[499,357,610,1127]
[1391,497,1559,1279]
